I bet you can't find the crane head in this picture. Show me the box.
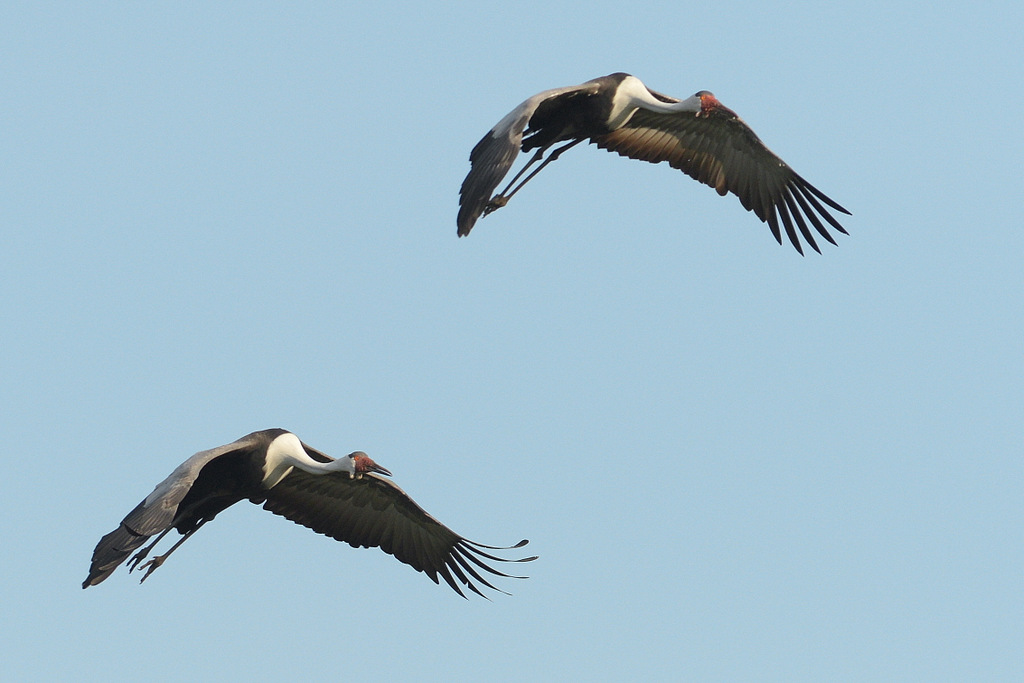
[349,451,392,478]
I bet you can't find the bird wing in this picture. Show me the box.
[82,431,269,588]
[260,469,535,598]
[594,105,851,255]
[127,432,269,534]
[457,84,592,236]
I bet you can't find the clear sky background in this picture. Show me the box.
[2,2,1021,681]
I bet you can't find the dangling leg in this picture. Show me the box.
[126,526,176,572]
[485,138,585,214]
[486,148,547,212]
[135,521,207,583]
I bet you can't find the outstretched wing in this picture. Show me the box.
[595,104,851,255]
[260,469,536,598]
[82,430,273,588]
[457,84,591,237]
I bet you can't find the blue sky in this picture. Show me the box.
[2,2,1021,681]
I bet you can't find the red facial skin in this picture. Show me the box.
[353,454,392,477]
[698,91,738,119]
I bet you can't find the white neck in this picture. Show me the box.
[608,75,701,128]
[262,432,354,489]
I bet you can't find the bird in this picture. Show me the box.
[458,72,851,255]
[83,429,536,598]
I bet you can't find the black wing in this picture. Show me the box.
[260,469,535,598]
[595,105,850,254]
